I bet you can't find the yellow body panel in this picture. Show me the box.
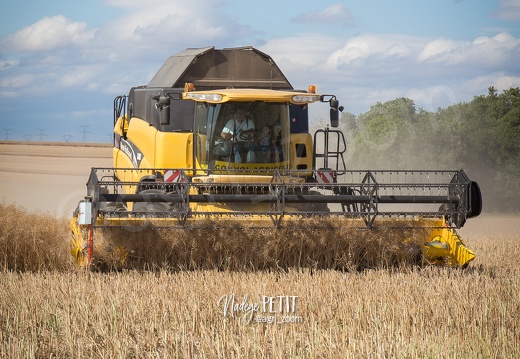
[154,131,193,168]
[114,119,151,168]
[422,219,475,266]
[289,133,313,172]
[69,218,88,267]
[70,214,475,268]
[125,119,156,167]
[113,117,196,181]
[114,117,199,170]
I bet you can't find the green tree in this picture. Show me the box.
[348,98,421,168]
[465,87,520,211]
[312,87,520,211]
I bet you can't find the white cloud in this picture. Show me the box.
[58,67,96,88]
[405,85,468,111]
[292,4,354,26]
[260,34,342,67]
[469,33,520,68]
[418,33,520,68]
[463,73,520,94]
[327,34,424,67]
[96,0,241,47]
[0,73,34,89]
[417,38,459,63]
[103,0,152,9]
[494,0,520,21]
[384,43,415,58]
[0,1,248,97]
[407,73,520,112]
[326,32,520,75]
[257,34,348,96]
[1,1,519,122]
[1,16,93,52]
[265,32,520,114]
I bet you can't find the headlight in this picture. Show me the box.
[185,93,223,102]
[292,94,320,103]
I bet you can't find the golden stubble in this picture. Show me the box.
[1,203,519,358]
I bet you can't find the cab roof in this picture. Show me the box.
[148,46,293,90]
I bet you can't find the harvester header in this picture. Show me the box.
[70,46,482,270]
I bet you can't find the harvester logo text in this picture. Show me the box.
[217,293,302,324]
[119,138,142,168]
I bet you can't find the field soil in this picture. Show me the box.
[0,141,112,217]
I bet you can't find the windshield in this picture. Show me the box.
[194,102,290,171]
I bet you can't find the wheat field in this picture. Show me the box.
[1,202,519,358]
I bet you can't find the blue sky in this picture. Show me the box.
[1,0,519,142]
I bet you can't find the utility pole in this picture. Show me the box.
[80,125,91,142]
[63,134,73,142]
[24,134,32,141]
[2,128,12,140]
[37,129,47,142]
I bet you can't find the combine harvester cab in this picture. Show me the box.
[70,46,482,269]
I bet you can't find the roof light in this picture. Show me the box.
[184,82,195,92]
[185,92,223,102]
[292,94,320,103]
[308,85,317,94]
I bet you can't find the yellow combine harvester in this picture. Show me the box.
[70,46,482,269]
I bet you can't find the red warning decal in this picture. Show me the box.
[315,170,334,184]
[164,170,186,183]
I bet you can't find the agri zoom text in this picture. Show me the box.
[218,294,302,325]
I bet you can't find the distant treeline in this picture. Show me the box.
[314,87,520,212]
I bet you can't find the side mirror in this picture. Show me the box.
[153,94,171,125]
[329,98,343,128]
[330,108,339,128]
[159,105,170,125]
[158,95,170,107]
[320,95,343,128]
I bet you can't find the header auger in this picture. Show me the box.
[70,46,481,270]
